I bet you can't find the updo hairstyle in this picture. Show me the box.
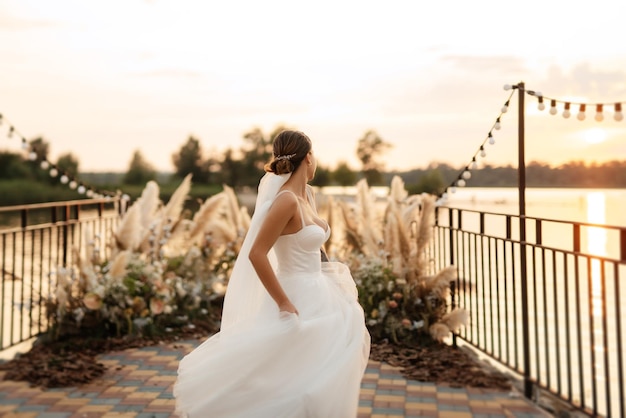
[264,130,312,174]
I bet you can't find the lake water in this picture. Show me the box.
[442,187,626,226]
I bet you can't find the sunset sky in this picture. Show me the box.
[2,0,626,174]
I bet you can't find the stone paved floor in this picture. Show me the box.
[0,339,552,417]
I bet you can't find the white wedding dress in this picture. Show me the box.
[174,175,371,418]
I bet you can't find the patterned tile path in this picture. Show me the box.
[0,339,551,418]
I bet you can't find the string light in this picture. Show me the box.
[440,84,626,201]
[1,111,119,199]
[440,88,516,199]
[525,90,625,123]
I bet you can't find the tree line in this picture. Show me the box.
[0,126,393,190]
[1,126,625,197]
[394,160,626,194]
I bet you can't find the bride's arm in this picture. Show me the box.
[248,193,299,314]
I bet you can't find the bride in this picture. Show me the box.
[174,130,371,418]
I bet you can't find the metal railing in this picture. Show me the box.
[433,206,626,417]
[0,198,121,351]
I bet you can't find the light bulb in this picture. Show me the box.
[122,194,130,201]
[40,160,49,169]
[457,179,466,187]
[503,84,511,90]
[577,104,586,121]
[549,99,557,115]
[69,180,77,189]
[595,104,603,122]
[28,152,37,161]
[563,103,571,118]
[60,175,69,184]
[21,140,28,150]
[450,187,457,194]
[49,168,58,177]
[614,103,623,121]
[480,149,486,158]
[488,135,495,145]
[471,160,478,170]
[494,121,501,130]
[501,105,508,113]
[462,170,471,180]
[538,102,545,111]
[441,192,448,200]
[77,185,86,194]
[86,190,94,198]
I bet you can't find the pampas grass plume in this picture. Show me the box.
[440,308,469,332]
[108,250,130,281]
[138,181,160,230]
[189,193,227,241]
[429,323,450,342]
[114,203,141,251]
[163,174,192,223]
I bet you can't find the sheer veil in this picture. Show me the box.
[220,172,291,331]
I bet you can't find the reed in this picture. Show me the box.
[328,176,468,344]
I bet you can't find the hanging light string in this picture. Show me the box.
[0,112,121,200]
[506,85,625,122]
[438,89,517,200]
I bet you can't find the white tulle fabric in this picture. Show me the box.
[174,172,370,418]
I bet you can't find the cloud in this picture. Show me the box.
[440,55,528,74]
[130,69,204,79]
[0,15,58,30]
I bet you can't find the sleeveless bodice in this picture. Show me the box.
[274,225,330,277]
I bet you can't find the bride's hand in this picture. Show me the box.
[278,301,299,316]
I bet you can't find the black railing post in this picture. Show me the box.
[619,229,626,263]
[448,208,457,347]
[517,81,533,399]
[62,204,70,267]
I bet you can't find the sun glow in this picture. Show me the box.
[583,127,607,144]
